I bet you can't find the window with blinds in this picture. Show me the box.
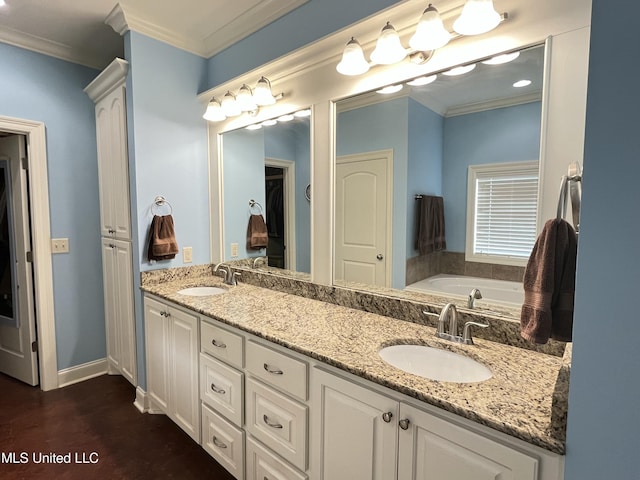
[466,161,539,266]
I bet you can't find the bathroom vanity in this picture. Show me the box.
[140,267,568,480]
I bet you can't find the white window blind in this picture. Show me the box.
[467,161,539,264]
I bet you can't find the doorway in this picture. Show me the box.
[0,134,38,385]
[264,158,296,271]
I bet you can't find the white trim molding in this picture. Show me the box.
[134,386,150,413]
[0,115,57,391]
[84,58,129,103]
[58,359,108,388]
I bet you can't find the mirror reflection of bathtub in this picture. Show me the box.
[405,274,524,307]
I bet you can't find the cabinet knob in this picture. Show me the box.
[382,412,393,423]
[212,436,227,449]
[263,414,283,429]
[263,363,284,375]
[210,383,226,395]
[211,339,227,349]
[399,418,410,430]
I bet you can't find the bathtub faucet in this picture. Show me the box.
[468,288,482,309]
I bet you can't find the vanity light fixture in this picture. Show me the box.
[482,51,520,65]
[370,22,407,65]
[407,74,437,86]
[409,4,450,51]
[202,76,284,122]
[453,0,501,36]
[377,84,403,94]
[0,0,6,8]
[513,79,532,88]
[442,63,476,76]
[336,2,506,77]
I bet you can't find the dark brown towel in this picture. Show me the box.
[415,195,446,254]
[246,214,268,250]
[520,218,577,344]
[147,215,179,261]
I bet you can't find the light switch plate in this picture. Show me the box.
[230,243,239,258]
[51,238,69,253]
[183,246,193,263]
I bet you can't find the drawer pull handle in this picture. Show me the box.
[263,414,283,429]
[399,418,410,430]
[211,339,227,348]
[210,383,226,395]
[212,436,228,449]
[382,412,393,423]
[263,363,283,375]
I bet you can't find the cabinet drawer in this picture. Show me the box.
[201,319,244,369]
[246,378,308,471]
[246,340,307,401]
[201,403,245,480]
[246,436,308,480]
[200,353,243,426]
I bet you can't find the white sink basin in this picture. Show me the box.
[378,344,492,383]
[177,286,227,296]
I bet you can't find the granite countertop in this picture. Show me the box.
[141,273,568,455]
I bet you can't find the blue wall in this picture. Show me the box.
[564,0,640,478]
[125,31,209,387]
[442,102,541,252]
[204,0,402,90]
[0,43,105,370]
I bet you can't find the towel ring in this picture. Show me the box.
[152,195,173,215]
[249,199,263,214]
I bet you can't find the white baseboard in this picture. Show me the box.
[134,386,149,413]
[57,358,108,388]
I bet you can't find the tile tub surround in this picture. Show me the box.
[141,270,569,454]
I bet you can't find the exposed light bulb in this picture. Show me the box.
[370,22,407,65]
[453,0,501,36]
[409,4,451,51]
[337,37,370,76]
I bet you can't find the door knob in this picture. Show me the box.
[376,254,384,260]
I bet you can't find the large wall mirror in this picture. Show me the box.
[221,114,311,275]
[334,43,545,311]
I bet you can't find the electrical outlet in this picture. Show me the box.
[51,238,69,254]
[230,243,239,258]
[183,246,193,263]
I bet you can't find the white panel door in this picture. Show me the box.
[314,369,398,480]
[113,239,136,385]
[144,297,169,412]
[101,238,120,373]
[335,150,392,287]
[398,403,538,480]
[0,135,37,386]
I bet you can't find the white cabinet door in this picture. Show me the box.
[397,403,538,480]
[144,296,169,412]
[313,369,398,480]
[167,306,200,442]
[101,238,136,386]
[95,83,131,240]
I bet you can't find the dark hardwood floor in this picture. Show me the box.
[0,373,236,479]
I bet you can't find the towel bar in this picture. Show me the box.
[249,199,263,214]
[152,195,173,215]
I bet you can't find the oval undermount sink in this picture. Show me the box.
[379,344,492,383]
[177,286,227,296]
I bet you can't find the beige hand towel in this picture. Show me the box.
[520,218,577,344]
[147,215,179,261]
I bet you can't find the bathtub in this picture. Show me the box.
[405,274,524,307]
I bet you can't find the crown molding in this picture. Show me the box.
[83,58,129,102]
[0,25,104,69]
[445,90,543,117]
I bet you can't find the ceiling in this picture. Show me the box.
[0,0,307,69]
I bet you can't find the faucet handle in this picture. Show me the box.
[462,321,489,345]
[231,271,241,285]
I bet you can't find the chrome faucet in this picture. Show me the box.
[213,263,241,286]
[468,288,482,309]
[426,302,489,345]
[252,256,265,269]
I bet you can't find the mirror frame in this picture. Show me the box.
[202,0,591,318]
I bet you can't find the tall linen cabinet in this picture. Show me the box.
[85,59,137,386]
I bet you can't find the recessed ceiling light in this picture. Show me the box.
[278,114,294,122]
[377,84,403,94]
[246,124,262,130]
[407,75,437,86]
[442,64,476,76]
[513,79,532,88]
[482,51,520,65]
[294,109,311,117]
[261,119,278,126]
